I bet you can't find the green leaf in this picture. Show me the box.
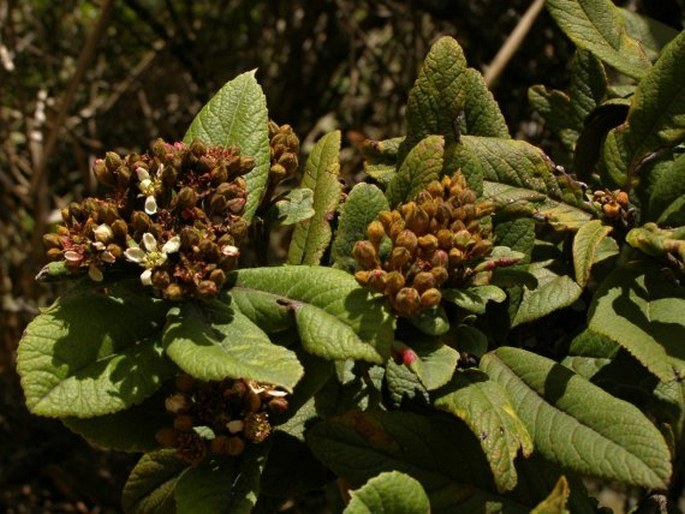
[307,410,528,513]
[572,220,613,287]
[401,36,467,153]
[122,450,188,514]
[494,219,536,264]
[183,70,270,222]
[332,183,389,272]
[228,266,394,363]
[462,137,567,200]
[530,477,570,514]
[484,181,592,231]
[175,451,264,514]
[344,471,431,514]
[364,163,396,186]
[620,9,679,62]
[527,86,577,151]
[362,136,404,165]
[407,306,450,336]
[603,31,685,186]
[385,359,430,408]
[647,152,685,223]
[16,286,174,418]
[588,265,685,382]
[434,369,533,493]
[461,68,509,139]
[386,135,444,208]
[404,338,460,391]
[481,347,672,489]
[288,131,342,265]
[511,259,583,327]
[162,301,303,391]
[63,393,168,452]
[545,0,651,79]
[443,285,506,314]
[269,187,315,226]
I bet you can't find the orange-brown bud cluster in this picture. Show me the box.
[42,139,253,300]
[268,120,300,183]
[353,172,497,316]
[590,189,632,224]
[155,375,288,465]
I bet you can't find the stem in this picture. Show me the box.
[483,0,546,88]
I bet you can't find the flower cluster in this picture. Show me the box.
[589,188,633,226]
[268,120,300,183]
[353,172,511,316]
[42,139,253,299]
[155,375,287,465]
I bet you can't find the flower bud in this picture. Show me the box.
[420,288,442,308]
[177,187,198,209]
[431,266,449,286]
[111,219,128,240]
[417,234,438,252]
[93,223,113,244]
[395,229,418,253]
[226,436,245,456]
[389,246,411,270]
[354,270,371,286]
[268,396,289,414]
[165,393,192,414]
[210,166,228,185]
[603,203,621,218]
[394,287,421,315]
[131,211,151,233]
[616,191,629,207]
[366,220,386,247]
[412,272,435,293]
[197,280,218,298]
[165,283,184,301]
[436,229,453,249]
[367,269,387,293]
[105,151,121,171]
[43,233,62,249]
[352,241,378,269]
[385,271,405,294]
[174,414,194,432]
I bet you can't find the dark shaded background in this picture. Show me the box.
[1,1,683,511]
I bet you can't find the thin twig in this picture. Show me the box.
[483,0,546,88]
[29,0,114,257]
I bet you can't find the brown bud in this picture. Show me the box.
[354,270,371,286]
[43,233,62,249]
[436,229,453,249]
[226,197,246,215]
[197,280,218,298]
[389,246,411,271]
[93,160,115,187]
[378,211,394,231]
[435,203,453,224]
[210,435,229,455]
[152,270,171,289]
[209,194,228,214]
[388,219,406,241]
[177,187,199,209]
[367,269,388,293]
[431,266,449,286]
[190,140,206,156]
[394,287,421,315]
[412,272,435,293]
[245,388,261,413]
[420,288,442,308]
[352,240,379,269]
[105,151,121,171]
[426,180,443,198]
[175,374,195,392]
[239,156,256,172]
[155,427,178,448]
[46,248,63,260]
[268,397,289,414]
[164,283,184,301]
[616,191,629,207]
[116,165,132,188]
[366,220,386,247]
[395,229,418,253]
[417,234,439,252]
[385,271,406,295]
[174,414,194,432]
[449,247,466,266]
[209,269,226,288]
[226,436,245,456]
[111,219,128,240]
[270,163,287,181]
[602,203,621,218]
[131,211,151,233]
[165,393,192,414]
[470,239,493,259]
[210,166,228,185]
[160,163,177,188]
[453,229,472,249]
[181,227,200,249]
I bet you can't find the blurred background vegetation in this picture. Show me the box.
[1,0,682,511]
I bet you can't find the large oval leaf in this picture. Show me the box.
[122,450,188,514]
[331,183,389,272]
[386,135,444,208]
[228,266,394,363]
[16,286,174,418]
[545,0,651,79]
[288,131,342,265]
[603,31,685,186]
[572,220,613,287]
[480,347,672,489]
[307,410,529,513]
[163,301,303,391]
[588,265,685,382]
[183,70,270,222]
[344,471,431,514]
[434,370,533,493]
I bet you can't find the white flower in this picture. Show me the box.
[136,166,159,215]
[93,223,113,243]
[124,232,180,286]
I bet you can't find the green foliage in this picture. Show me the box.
[15,7,685,512]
